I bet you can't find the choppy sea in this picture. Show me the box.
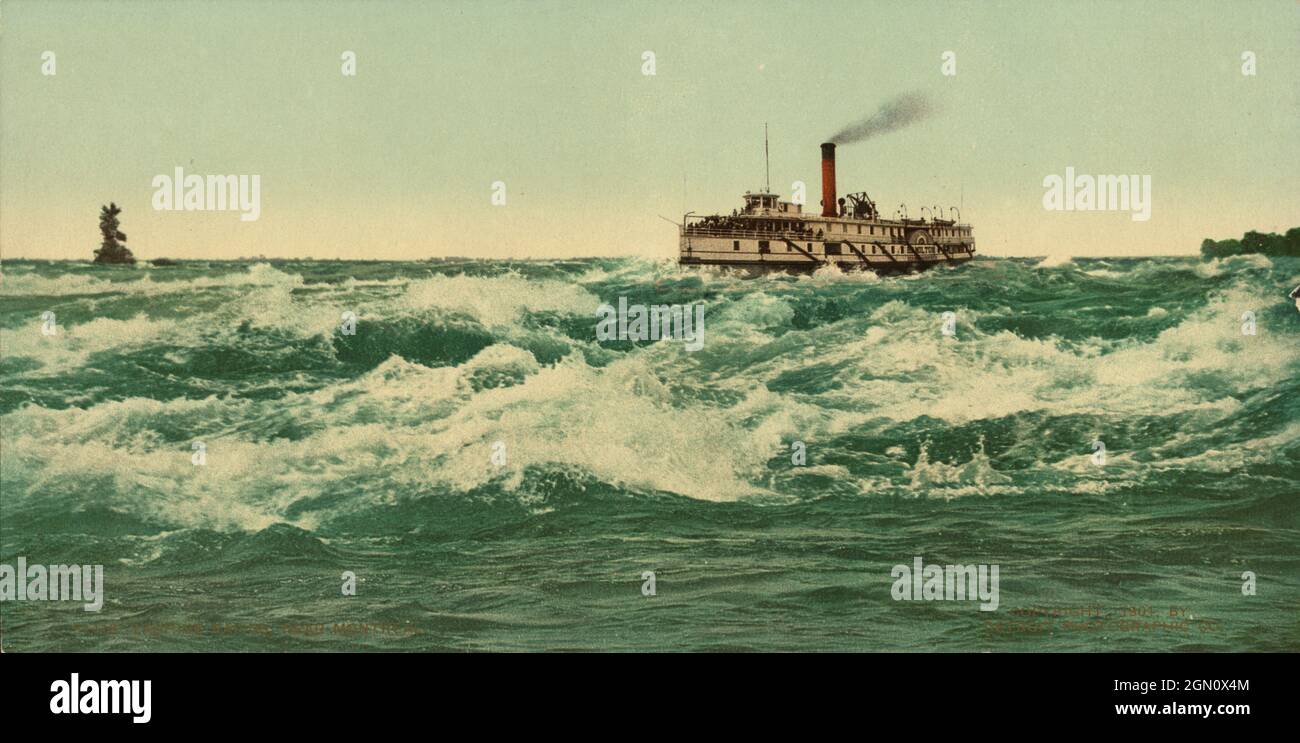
[1,255,1297,651]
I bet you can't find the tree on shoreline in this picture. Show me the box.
[93,202,136,264]
[1201,227,1300,259]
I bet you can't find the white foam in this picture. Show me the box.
[1035,254,1073,268]
[4,257,1295,526]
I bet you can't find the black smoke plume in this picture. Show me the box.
[827,92,936,146]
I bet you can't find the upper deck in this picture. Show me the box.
[683,191,973,245]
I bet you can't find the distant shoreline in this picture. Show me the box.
[1201,228,1300,260]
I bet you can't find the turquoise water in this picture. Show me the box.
[1,256,1297,651]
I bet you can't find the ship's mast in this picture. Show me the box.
[764,123,771,194]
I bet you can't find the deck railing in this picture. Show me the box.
[683,227,818,240]
[682,225,974,243]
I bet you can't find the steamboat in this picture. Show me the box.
[679,142,974,274]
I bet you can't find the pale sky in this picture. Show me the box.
[2,0,1297,260]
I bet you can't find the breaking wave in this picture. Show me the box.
[3,256,1297,535]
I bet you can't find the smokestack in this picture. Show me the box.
[820,142,837,217]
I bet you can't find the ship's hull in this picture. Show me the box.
[678,254,971,275]
[678,231,974,276]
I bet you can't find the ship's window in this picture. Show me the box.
[825,242,842,255]
[758,240,770,253]
[733,240,740,251]
[787,243,792,252]
[807,243,812,251]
